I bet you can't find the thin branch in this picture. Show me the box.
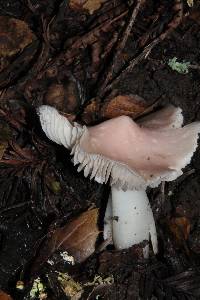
[99,0,146,94]
[101,0,183,96]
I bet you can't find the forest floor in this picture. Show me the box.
[0,0,200,299]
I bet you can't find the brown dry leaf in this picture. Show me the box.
[44,79,81,114]
[0,16,35,57]
[0,291,13,300]
[82,98,101,124]
[101,94,148,119]
[168,217,191,244]
[69,0,104,14]
[0,16,36,74]
[32,209,99,274]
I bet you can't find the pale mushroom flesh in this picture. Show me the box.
[38,104,200,254]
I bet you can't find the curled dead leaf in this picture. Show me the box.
[168,216,191,245]
[82,94,151,124]
[69,0,104,14]
[0,291,13,300]
[101,94,148,119]
[31,209,99,274]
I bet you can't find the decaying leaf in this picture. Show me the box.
[44,76,82,114]
[0,16,36,72]
[32,209,99,273]
[57,272,83,300]
[0,17,35,57]
[82,98,101,124]
[69,0,104,14]
[82,94,150,124]
[101,94,148,119]
[168,217,191,245]
[0,291,13,300]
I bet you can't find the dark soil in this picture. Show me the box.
[0,1,200,299]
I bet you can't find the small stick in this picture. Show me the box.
[99,0,146,94]
[101,0,183,97]
[0,201,31,214]
[103,38,160,95]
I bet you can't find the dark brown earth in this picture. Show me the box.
[0,1,200,299]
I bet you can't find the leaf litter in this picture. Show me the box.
[0,0,199,299]
[31,209,99,274]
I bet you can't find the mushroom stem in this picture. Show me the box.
[109,187,158,254]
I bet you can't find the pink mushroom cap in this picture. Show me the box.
[71,105,200,190]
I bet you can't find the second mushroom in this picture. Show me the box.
[38,104,200,255]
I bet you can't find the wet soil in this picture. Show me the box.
[0,1,200,299]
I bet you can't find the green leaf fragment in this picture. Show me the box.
[168,57,190,74]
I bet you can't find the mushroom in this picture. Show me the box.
[38,104,200,255]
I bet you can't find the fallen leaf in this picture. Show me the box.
[44,79,81,114]
[0,16,35,56]
[168,217,191,244]
[0,16,36,72]
[101,94,148,119]
[32,209,99,274]
[0,291,13,300]
[82,98,101,124]
[82,95,151,124]
[69,0,104,14]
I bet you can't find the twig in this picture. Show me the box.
[99,0,183,97]
[35,9,128,81]
[102,0,183,96]
[99,0,146,94]
[103,38,160,95]
[0,201,31,214]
